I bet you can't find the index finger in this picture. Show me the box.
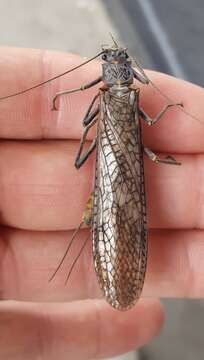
[0,47,204,153]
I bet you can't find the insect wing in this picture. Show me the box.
[93,90,147,310]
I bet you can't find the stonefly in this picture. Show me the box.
[1,40,195,310]
[50,42,182,310]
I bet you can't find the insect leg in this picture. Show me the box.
[83,93,100,126]
[83,106,99,127]
[133,68,149,84]
[144,147,181,165]
[139,103,183,125]
[75,116,98,169]
[52,76,102,110]
[49,102,98,279]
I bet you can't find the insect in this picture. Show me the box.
[48,41,182,310]
[0,39,199,310]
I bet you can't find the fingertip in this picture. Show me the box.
[95,298,164,358]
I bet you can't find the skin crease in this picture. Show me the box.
[0,47,204,359]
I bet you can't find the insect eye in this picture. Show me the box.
[102,54,107,61]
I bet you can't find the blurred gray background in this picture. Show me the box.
[1,0,204,359]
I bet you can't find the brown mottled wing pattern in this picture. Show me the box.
[92,89,147,310]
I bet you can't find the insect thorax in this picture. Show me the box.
[102,63,134,86]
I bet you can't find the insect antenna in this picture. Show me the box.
[49,221,84,282]
[0,51,104,101]
[133,57,204,126]
[109,32,119,48]
[64,233,90,285]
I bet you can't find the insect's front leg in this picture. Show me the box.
[52,76,102,110]
[144,147,181,165]
[133,69,149,84]
[139,103,183,125]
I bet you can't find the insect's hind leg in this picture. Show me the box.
[144,147,181,165]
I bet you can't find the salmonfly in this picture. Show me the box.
[51,41,181,311]
[0,38,201,310]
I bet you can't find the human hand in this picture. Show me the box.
[0,48,203,359]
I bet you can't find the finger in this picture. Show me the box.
[0,48,204,153]
[0,299,163,360]
[140,70,204,153]
[0,140,91,230]
[1,227,204,301]
[0,141,202,230]
[0,48,100,140]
